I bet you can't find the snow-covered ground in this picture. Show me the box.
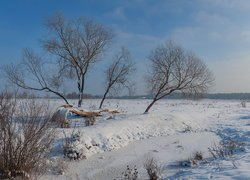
[41,99,250,179]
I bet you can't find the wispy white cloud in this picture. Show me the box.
[194,11,232,27]
[169,9,250,55]
[106,7,127,21]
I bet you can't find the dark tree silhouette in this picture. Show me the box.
[43,14,113,107]
[99,47,135,109]
[145,41,214,113]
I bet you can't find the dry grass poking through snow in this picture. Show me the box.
[208,139,245,159]
[180,151,204,167]
[144,157,162,180]
[51,111,70,128]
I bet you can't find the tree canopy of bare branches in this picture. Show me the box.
[43,14,113,107]
[99,47,135,109]
[145,41,214,113]
[4,48,69,104]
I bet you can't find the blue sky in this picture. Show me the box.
[1,0,250,94]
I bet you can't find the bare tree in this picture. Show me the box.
[99,47,135,109]
[43,14,113,107]
[144,41,214,113]
[4,48,69,104]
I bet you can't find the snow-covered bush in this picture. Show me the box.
[121,165,138,180]
[63,130,86,160]
[208,139,245,159]
[0,92,54,179]
[144,157,162,180]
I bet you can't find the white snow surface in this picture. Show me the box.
[40,99,250,179]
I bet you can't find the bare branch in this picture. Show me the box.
[4,49,69,104]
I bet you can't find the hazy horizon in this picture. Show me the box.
[1,0,250,95]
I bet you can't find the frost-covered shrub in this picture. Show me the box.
[0,92,54,179]
[144,158,162,180]
[208,139,245,159]
[121,165,138,180]
[63,130,86,160]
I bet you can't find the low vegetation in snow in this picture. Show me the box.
[0,92,54,179]
[63,130,87,160]
[144,157,162,180]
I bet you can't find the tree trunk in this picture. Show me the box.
[99,87,110,109]
[78,75,84,107]
[144,98,157,113]
[78,93,83,107]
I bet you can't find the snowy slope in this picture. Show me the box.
[41,99,250,179]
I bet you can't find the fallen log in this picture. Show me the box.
[69,108,101,117]
[100,109,120,114]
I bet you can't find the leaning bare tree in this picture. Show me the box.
[99,47,135,109]
[144,41,214,113]
[43,14,113,107]
[4,48,69,104]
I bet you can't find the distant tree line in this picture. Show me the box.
[116,93,250,100]
[65,92,100,99]
[15,91,250,101]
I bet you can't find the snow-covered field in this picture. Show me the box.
[41,99,250,179]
